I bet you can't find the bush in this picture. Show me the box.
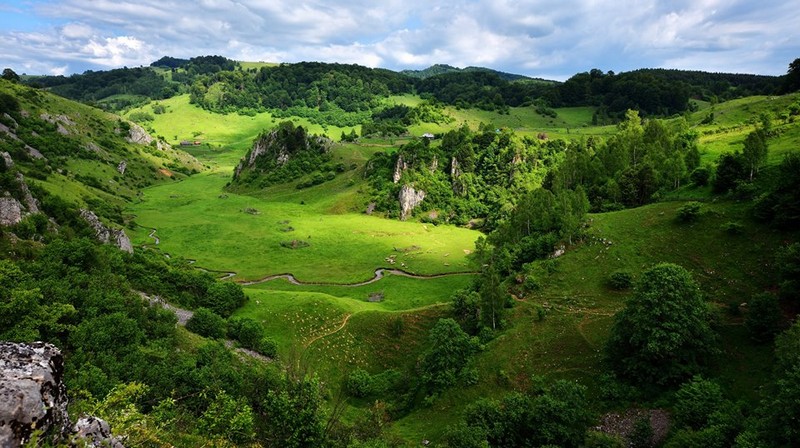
[690,166,711,186]
[745,293,783,342]
[605,263,718,386]
[129,111,154,123]
[258,337,278,358]
[227,317,264,349]
[186,307,226,339]
[201,281,247,317]
[676,202,702,223]
[628,415,654,448]
[345,368,373,397]
[720,221,744,235]
[673,376,724,430]
[609,271,633,290]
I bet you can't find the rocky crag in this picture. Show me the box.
[232,121,332,181]
[0,342,123,447]
[79,209,133,253]
[0,152,40,227]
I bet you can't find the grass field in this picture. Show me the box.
[129,167,480,282]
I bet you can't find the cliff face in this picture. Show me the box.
[399,184,426,220]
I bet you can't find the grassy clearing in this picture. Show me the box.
[247,272,475,311]
[130,169,479,282]
[238,61,279,70]
[124,94,360,159]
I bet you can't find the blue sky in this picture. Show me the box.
[0,0,798,80]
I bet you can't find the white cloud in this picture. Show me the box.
[0,0,797,78]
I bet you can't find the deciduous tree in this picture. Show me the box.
[606,263,718,386]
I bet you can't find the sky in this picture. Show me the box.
[0,0,798,80]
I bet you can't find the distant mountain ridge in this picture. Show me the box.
[400,63,555,83]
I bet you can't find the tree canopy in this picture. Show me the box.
[606,263,718,386]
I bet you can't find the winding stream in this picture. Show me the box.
[239,268,476,287]
[144,228,476,285]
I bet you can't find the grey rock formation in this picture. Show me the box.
[0,196,24,227]
[1,151,13,169]
[2,113,19,128]
[16,173,39,214]
[126,124,169,151]
[399,184,426,220]
[40,113,74,136]
[450,157,461,179]
[79,209,134,253]
[72,416,125,448]
[393,154,409,183]
[234,126,332,178]
[125,123,153,145]
[85,142,102,153]
[0,342,70,447]
[117,160,127,175]
[0,163,38,227]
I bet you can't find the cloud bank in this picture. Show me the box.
[0,0,797,79]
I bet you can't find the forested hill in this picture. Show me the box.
[400,63,549,82]
[549,68,783,119]
[19,56,790,120]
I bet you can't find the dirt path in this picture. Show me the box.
[136,291,271,362]
[302,301,450,353]
[304,313,353,349]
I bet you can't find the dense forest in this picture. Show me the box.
[24,57,787,121]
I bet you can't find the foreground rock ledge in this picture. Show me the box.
[0,341,123,447]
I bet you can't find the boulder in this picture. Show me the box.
[15,173,39,214]
[1,151,13,168]
[125,123,153,146]
[72,416,125,448]
[0,196,23,226]
[0,342,70,447]
[126,124,169,151]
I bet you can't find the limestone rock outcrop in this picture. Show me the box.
[126,124,169,151]
[0,197,24,226]
[393,154,409,183]
[72,416,125,448]
[233,123,332,179]
[0,342,125,448]
[0,156,39,227]
[79,209,133,253]
[0,342,70,447]
[399,184,426,220]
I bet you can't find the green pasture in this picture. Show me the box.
[129,147,481,283]
[124,94,361,157]
[247,272,475,311]
[238,61,279,70]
